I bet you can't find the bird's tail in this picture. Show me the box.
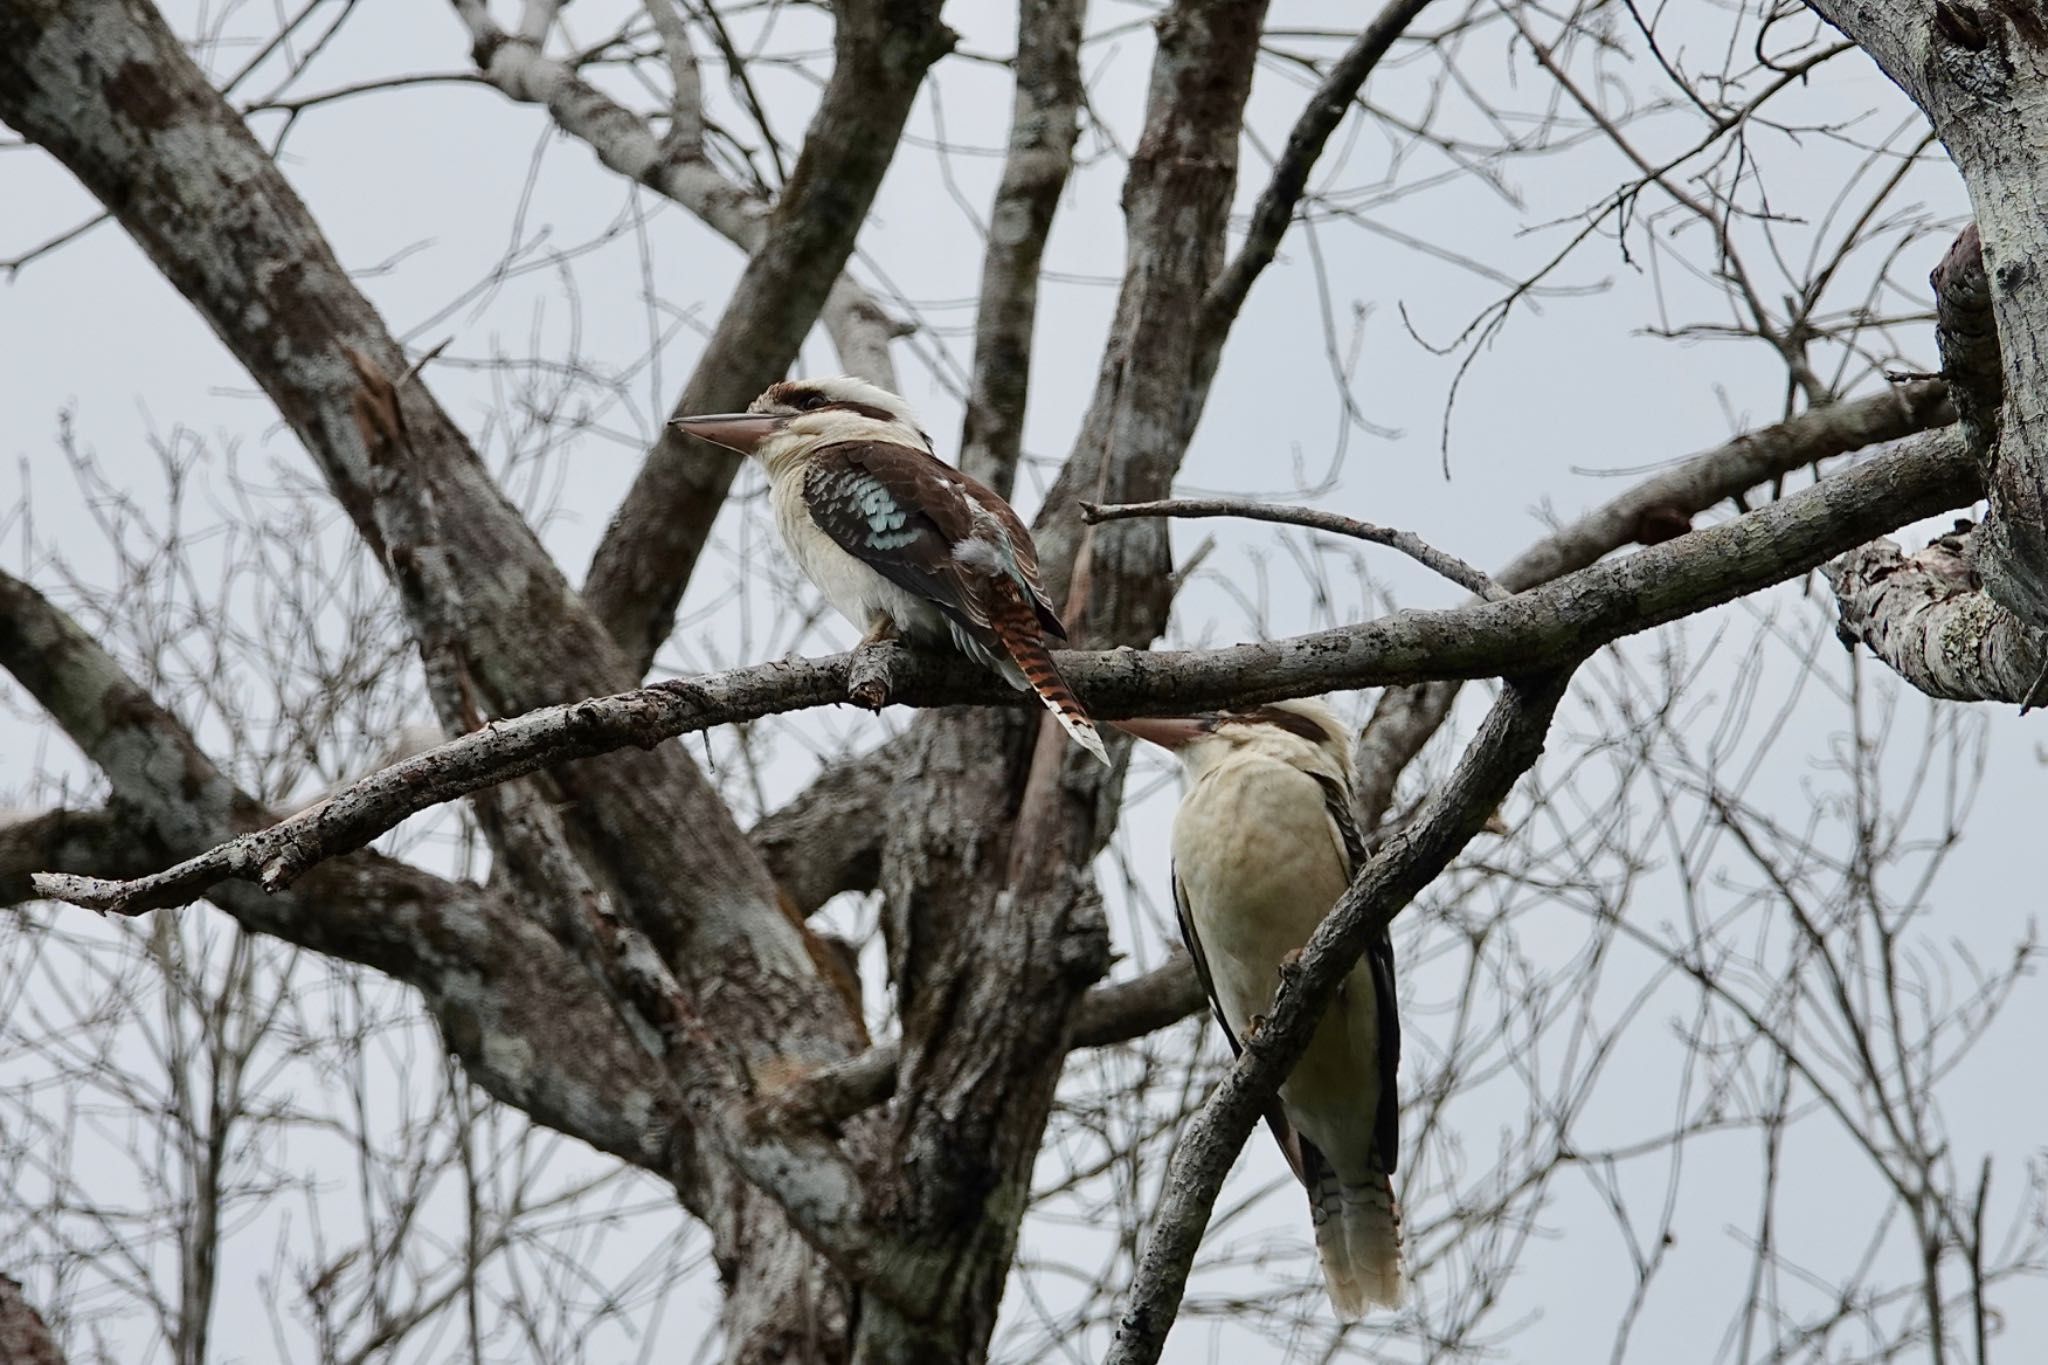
[983,582,1109,766]
[1307,1150,1407,1321]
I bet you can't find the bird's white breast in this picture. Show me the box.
[770,471,947,641]
[1173,751,1384,1180]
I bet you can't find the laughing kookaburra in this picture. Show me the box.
[673,376,1108,765]
[1121,699,1406,1318]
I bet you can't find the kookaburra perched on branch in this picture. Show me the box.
[673,376,1108,765]
[1121,699,1406,1318]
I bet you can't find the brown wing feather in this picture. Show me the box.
[1313,772,1401,1174]
[802,441,1066,637]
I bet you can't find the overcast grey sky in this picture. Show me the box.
[3,2,2040,1361]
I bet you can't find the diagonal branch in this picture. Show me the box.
[31,427,1977,917]
[1105,669,1574,1365]
[1192,0,1440,392]
[0,568,686,1179]
[450,0,902,387]
[770,954,1208,1127]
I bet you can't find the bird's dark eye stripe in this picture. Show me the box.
[816,400,896,422]
[1223,706,1332,743]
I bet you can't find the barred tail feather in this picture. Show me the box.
[982,584,1110,766]
[1307,1154,1407,1320]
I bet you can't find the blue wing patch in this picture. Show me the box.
[854,477,921,550]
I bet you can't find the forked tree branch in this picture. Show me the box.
[29,428,1975,916]
[772,953,1208,1126]
[1105,669,1574,1365]
[1193,0,1440,391]
[0,568,689,1180]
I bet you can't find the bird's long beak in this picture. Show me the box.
[1111,715,1216,751]
[670,412,788,456]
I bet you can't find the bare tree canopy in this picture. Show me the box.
[1,2,2043,1363]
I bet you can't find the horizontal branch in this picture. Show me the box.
[1106,669,1573,1364]
[758,380,1959,912]
[1080,496,1507,600]
[31,428,1977,915]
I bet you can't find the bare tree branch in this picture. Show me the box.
[756,380,1959,909]
[773,954,1208,1127]
[30,427,1976,917]
[956,0,1085,497]
[1106,669,1575,1365]
[1080,496,1507,600]
[0,567,687,1179]
[1354,378,1954,825]
[0,10,877,1348]
[1826,527,2043,701]
[1193,0,1440,390]
[449,0,905,389]
[579,0,954,675]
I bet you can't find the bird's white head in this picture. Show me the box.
[1118,697,1355,790]
[669,376,933,479]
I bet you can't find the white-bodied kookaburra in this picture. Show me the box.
[1121,699,1406,1318]
[673,376,1108,765]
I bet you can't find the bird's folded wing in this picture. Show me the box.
[801,441,1066,637]
[1313,772,1402,1174]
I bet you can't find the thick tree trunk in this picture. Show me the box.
[0,6,864,1358]
[1810,0,2048,695]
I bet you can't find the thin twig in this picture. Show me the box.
[1082,497,1508,601]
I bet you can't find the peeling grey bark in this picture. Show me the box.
[1825,528,2043,700]
[1807,0,2048,695]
